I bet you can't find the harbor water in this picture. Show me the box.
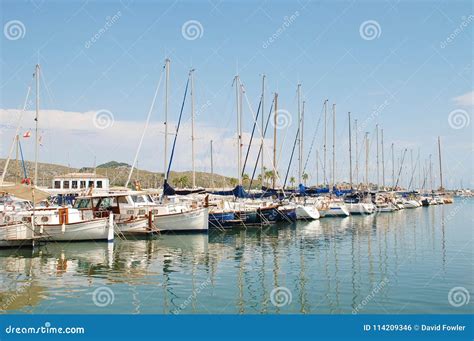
[1,199,472,314]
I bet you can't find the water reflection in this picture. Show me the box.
[0,201,472,314]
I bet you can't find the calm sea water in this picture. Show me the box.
[1,199,473,314]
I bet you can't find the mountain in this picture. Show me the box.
[0,159,237,189]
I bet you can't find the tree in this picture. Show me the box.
[290,176,296,189]
[302,172,309,186]
[229,178,238,187]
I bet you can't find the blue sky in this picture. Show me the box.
[1,0,472,188]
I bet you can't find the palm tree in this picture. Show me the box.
[290,176,296,189]
[179,176,189,188]
[229,178,238,187]
[302,172,309,186]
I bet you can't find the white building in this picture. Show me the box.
[51,173,109,192]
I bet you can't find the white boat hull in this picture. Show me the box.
[346,203,375,215]
[38,217,113,241]
[403,200,420,209]
[116,218,152,235]
[153,207,209,232]
[0,222,34,248]
[295,205,320,220]
[320,205,350,217]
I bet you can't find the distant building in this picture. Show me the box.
[51,173,109,192]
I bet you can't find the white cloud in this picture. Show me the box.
[0,108,274,178]
[452,91,474,107]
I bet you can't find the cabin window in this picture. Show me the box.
[72,181,78,189]
[131,195,145,203]
[63,181,70,189]
[117,196,128,204]
[74,199,92,209]
[98,197,116,209]
[80,181,86,188]
[54,181,61,189]
[96,180,103,188]
[88,181,94,188]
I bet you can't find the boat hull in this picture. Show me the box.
[38,218,113,241]
[295,205,320,220]
[154,207,209,232]
[0,222,35,248]
[346,203,375,215]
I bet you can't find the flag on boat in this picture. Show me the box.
[23,131,31,138]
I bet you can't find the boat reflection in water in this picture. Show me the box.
[0,200,471,314]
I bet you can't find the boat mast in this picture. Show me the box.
[297,84,302,185]
[34,64,40,188]
[301,100,305,184]
[365,132,369,190]
[164,58,170,181]
[355,118,359,187]
[272,93,278,189]
[429,154,433,192]
[381,128,385,189]
[410,149,414,190]
[391,143,395,189]
[234,75,242,186]
[348,112,352,189]
[438,136,443,191]
[376,124,380,191]
[210,140,214,188]
[332,103,336,189]
[316,149,319,186]
[261,74,265,188]
[323,99,328,187]
[190,68,196,188]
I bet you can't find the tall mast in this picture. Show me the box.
[297,84,302,184]
[164,58,170,180]
[234,75,242,186]
[410,149,414,190]
[391,143,395,189]
[323,99,328,186]
[438,136,443,191]
[355,118,359,187]
[381,128,385,189]
[272,93,278,189]
[190,68,196,188]
[376,124,379,191]
[348,112,352,189]
[332,103,336,189]
[260,74,265,188]
[316,149,319,186]
[33,64,40,188]
[210,140,214,188]
[429,154,433,192]
[301,100,305,184]
[365,132,369,190]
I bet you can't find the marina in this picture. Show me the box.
[0,198,472,314]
